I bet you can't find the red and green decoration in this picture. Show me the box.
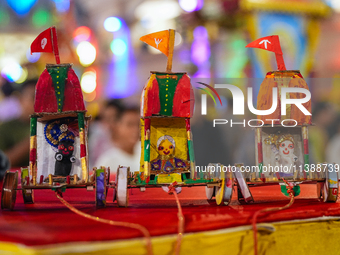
[142,73,194,118]
[31,27,85,113]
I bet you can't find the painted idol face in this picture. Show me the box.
[58,140,74,157]
[279,140,294,157]
[158,139,174,156]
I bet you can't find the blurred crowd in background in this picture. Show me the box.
[1,0,340,175]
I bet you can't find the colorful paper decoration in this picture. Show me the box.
[140,30,196,178]
[140,72,195,178]
[34,64,85,113]
[141,73,194,118]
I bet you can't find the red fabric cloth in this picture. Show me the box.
[34,68,85,113]
[1,178,340,246]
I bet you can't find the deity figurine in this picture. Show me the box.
[55,131,76,176]
[150,135,189,173]
[265,133,298,177]
[45,121,77,176]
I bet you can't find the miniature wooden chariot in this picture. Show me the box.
[114,29,233,206]
[1,27,109,210]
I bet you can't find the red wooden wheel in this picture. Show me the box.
[1,171,18,210]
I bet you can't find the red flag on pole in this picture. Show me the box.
[246,35,282,54]
[31,27,53,53]
[246,35,286,71]
[31,27,60,64]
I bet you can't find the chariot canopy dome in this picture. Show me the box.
[34,63,86,114]
[257,70,312,126]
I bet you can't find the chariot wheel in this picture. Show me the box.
[234,167,253,204]
[205,186,217,205]
[112,171,117,203]
[22,189,34,204]
[236,179,253,204]
[317,182,323,200]
[95,168,107,208]
[1,171,18,210]
[205,186,216,200]
[116,166,129,207]
[21,168,34,204]
[321,164,339,202]
[106,167,110,199]
[237,186,247,205]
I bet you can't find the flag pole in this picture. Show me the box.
[275,53,286,71]
[51,26,60,64]
[166,29,175,72]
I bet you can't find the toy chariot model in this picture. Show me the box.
[206,36,339,205]
[1,27,109,210]
[114,30,234,207]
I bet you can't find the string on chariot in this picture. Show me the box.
[55,191,153,255]
[168,182,185,255]
[252,179,295,255]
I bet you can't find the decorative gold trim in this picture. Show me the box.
[81,157,88,182]
[144,161,150,177]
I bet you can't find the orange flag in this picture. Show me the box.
[140,30,170,56]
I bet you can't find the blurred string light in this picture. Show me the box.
[32,9,50,27]
[191,26,211,78]
[191,26,210,65]
[327,0,340,12]
[52,0,70,13]
[80,71,97,93]
[76,41,96,66]
[83,91,96,102]
[15,67,28,84]
[86,101,100,117]
[225,39,248,78]
[105,17,137,98]
[135,0,181,21]
[26,48,40,63]
[73,26,91,43]
[179,0,203,12]
[110,39,127,56]
[6,0,37,16]
[175,32,182,46]
[1,61,23,82]
[104,17,122,32]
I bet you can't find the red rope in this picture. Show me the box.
[168,182,185,255]
[55,192,153,255]
[252,179,295,255]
